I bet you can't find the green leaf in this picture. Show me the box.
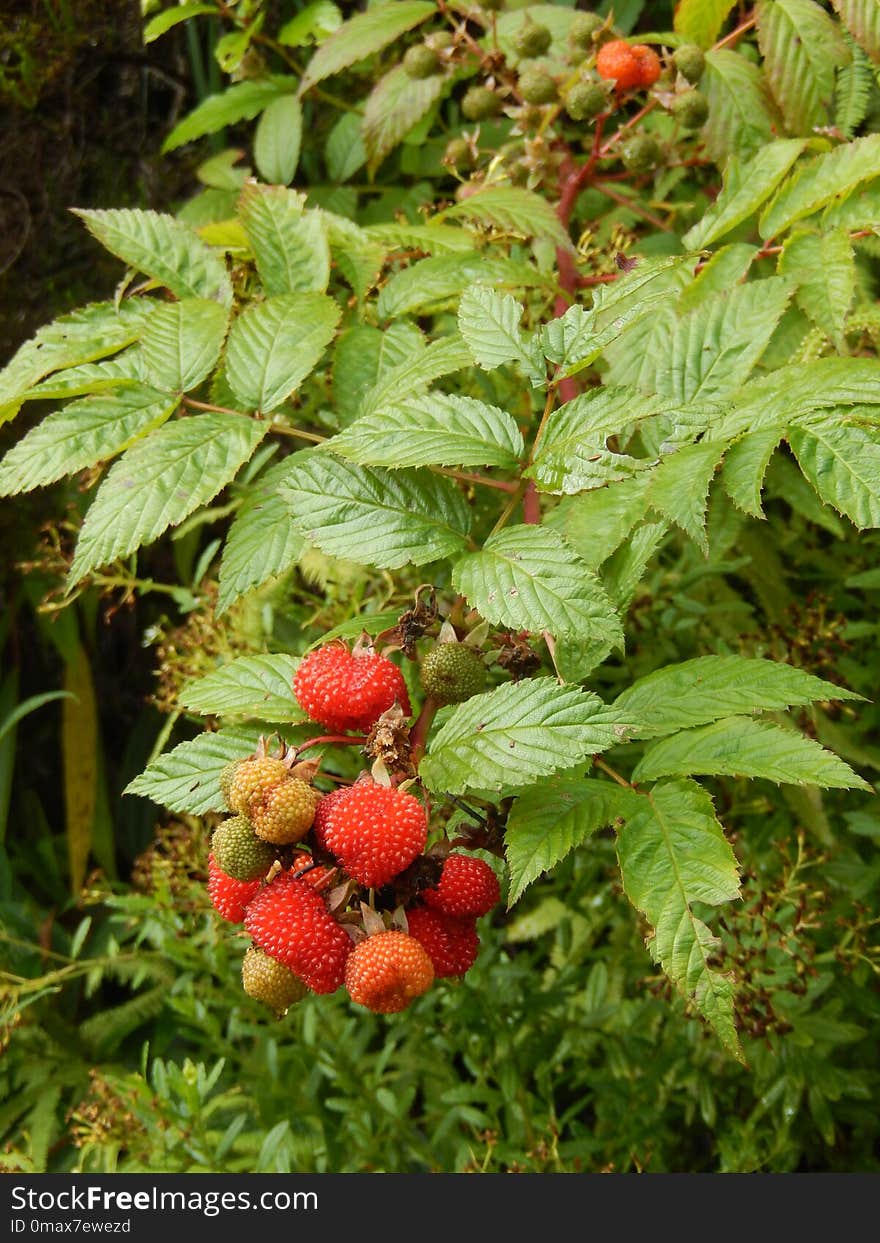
[674,0,737,46]
[420,678,622,795]
[253,94,303,186]
[720,428,783,516]
[162,78,297,152]
[647,440,726,550]
[788,417,880,528]
[217,459,307,614]
[179,654,307,722]
[0,384,177,497]
[678,245,758,312]
[615,778,743,1058]
[69,413,267,582]
[757,0,849,133]
[0,300,154,414]
[601,518,668,611]
[143,3,214,43]
[279,452,471,569]
[830,0,880,60]
[329,393,523,469]
[544,475,653,568]
[141,299,228,392]
[357,334,473,418]
[452,525,624,649]
[371,221,475,255]
[614,654,862,741]
[458,286,545,384]
[506,777,629,906]
[321,211,385,299]
[713,357,880,439]
[325,112,366,182]
[633,716,871,789]
[124,725,268,813]
[239,188,330,295]
[436,186,572,250]
[333,321,424,426]
[225,292,340,412]
[657,278,793,403]
[279,2,343,48]
[363,66,446,174]
[778,229,855,349]
[300,1,435,90]
[74,209,232,306]
[377,254,547,320]
[24,350,147,401]
[528,387,665,495]
[835,39,873,137]
[702,49,779,164]
[760,133,880,238]
[683,140,806,250]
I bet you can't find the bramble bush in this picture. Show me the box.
[1,0,879,1172]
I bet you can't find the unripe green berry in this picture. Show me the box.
[462,85,502,121]
[519,67,557,105]
[211,816,276,881]
[242,946,307,1016]
[620,134,661,173]
[430,31,454,50]
[512,19,552,59]
[421,643,487,705]
[671,89,709,129]
[403,43,441,79]
[565,81,608,121]
[508,160,531,186]
[444,137,473,167]
[480,0,506,10]
[219,760,241,811]
[569,12,604,50]
[672,43,705,84]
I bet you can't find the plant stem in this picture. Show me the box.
[410,696,439,769]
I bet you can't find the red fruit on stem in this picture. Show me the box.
[244,872,352,994]
[406,906,480,979]
[320,778,427,889]
[422,853,500,918]
[596,39,660,90]
[207,854,261,923]
[293,641,411,733]
[344,930,434,1013]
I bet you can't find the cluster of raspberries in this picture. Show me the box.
[207,639,500,1017]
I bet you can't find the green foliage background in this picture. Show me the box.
[1,0,879,1173]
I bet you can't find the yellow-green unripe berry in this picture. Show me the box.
[421,644,487,705]
[565,81,608,121]
[403,43,441,79]
[512,19,552,59]
[671,89,709,129]
[444,137,473,167]
[462,85,502,121]
[480,0,505,10]
[569,12,604,50]
[672,43,705,84]
[430,30,454,50]
[242,946,307,1016]
[219,760,241,811]
[211,816,276,881]
[621,134,661,173]
[519,67,558,104]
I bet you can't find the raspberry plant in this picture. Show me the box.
[2,1,879,1061]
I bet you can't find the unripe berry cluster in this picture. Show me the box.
[205,635,502,1018]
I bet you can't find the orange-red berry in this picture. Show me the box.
[244,872,352,994]
[422,853,500,917]
[406,907,480,979]
[207,854,261,923]
[596,40,660,90]
[344,930,434,1013]
[293,641,411,733]
[319,778,427,889]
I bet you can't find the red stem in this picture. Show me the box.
[295,734,367,755]
[410,697,439,769]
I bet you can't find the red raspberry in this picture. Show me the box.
[406,907,479,978]
[311,786,347,853]
[344,930,434,1013]
[289,851,335,887]
[320,778,427,889]
[596,40,660,90]
[207,854,261,923]
[422,853,500,917]
[244,872,352,994]
[293,641,411,733]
